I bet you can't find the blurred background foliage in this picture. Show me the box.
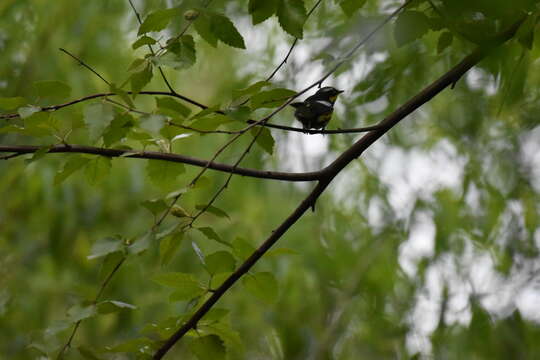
[1,0,540,359]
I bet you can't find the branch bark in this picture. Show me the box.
[0,144,320,182]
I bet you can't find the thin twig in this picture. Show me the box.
[57,257,125,359]
[59,48,111,86]
[265,0,324,82]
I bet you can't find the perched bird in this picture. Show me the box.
[290,86,344,132]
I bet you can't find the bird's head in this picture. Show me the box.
[314,86,344,103]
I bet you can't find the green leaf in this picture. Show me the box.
[138,7,179,35]
[157,35,196,70]
[250,127,274,155]
[189,335,226,360]
[141,198,168,216]
[194,12,218,47]
[128,231,154,255]
[55,156,91,185]
[160,231,184,266]
[232,237,255,261]
[23,112,53,137]
[102,113,134,147]
[106,338,155,354]
[242,272,278,303]
[88,236,124,260]
[78,346,103,360]
[248,0,277,25]
[210,13,246,49]
[195,204,230,219]
[394,11,431,47]
[0,97,26,110]
[132,35,157,50]
[516,15,536,50]
[338,0,367,15]
[33,80,71,100]
[205,251,236,275]
[153,272,205,301]
[83,102,115,142]
[156,97,191,118]
[84,156,111,185]
[437,31,453,54]
[97,300,136,314]
[197,227,231,247]
[250,88,296,109]
[130,63,153,96]
[224,106,251,122]
[67,304,97,323]
[202,323,244,354]
[232,80,271,99]
[99,252,125,280]
[17,105,40,119]
[192,241,206,265]
[109,83,135,108]
[146,159,185,188]
[277,0,307,39]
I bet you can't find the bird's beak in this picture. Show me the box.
[337,90,344,94]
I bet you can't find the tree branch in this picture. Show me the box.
[152,18,524,358]
[0,144,321,182]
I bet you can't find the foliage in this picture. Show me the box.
[1,0,540,359]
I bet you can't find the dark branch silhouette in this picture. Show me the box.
[152,18,524,359]
[0,144,321,182]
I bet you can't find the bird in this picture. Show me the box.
[290,86,344,132]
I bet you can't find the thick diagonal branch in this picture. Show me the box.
[152,19,524,359]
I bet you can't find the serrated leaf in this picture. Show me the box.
[23,112,53,137]
[17,105,40,119]
[194,12,218,47]
[141,198,168,216]
[202,323,244,354]
[277,0,307,39]
[130,63,153,96]
[0,97,27,110]
[33,80,71,100]
[88,236,124,260]
[210,13,246,49]
[224,106,251,122]
[68,304,97,323]
[97,300,136,314]
[394,11,431,47]
[160,231,184,266]
[250,127,274,155]
[128,58,147,72]
[128,231,154,255]
[338,0,367,15]
[195,204,230,219]
[138,7,178,35]
[157,35,196,70]
[232,237,255,261]
[242,272,278,303]
[156,97,191,117]
[205,251,236,275]
[197,227,231,247]
[146,160,185,188]
[55,156,91,185]
[251,88,296,109]
[106,338,155,353]
[153,272,205,301]
[437,31,453,54]
[102,113,134,147]
[189,335,226,360]
[132,35,157,50]
[232,80,271,99]
[249,0,277,25]
[84,156,111,185]
[83,102,115,142]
